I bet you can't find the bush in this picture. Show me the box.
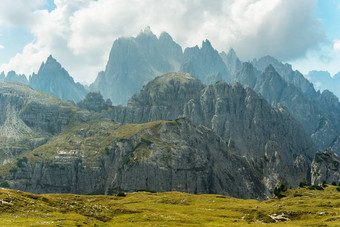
[299,182,308,187]
[17,157,28,168]
[336,187,340,192]
[308,185,324,190]
[331,181,337,186]
[0,181,9,188]
[116,192,126,197]
[9,167,18,174]
[274,183,287,199]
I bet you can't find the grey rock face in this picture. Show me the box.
[252,55,316,97]
[311,149,340,185]
[29,55,88,102]
[6,118,267,200]
[110,72,316,191]
[90,27,183,105]
[220,48,242,77]
[249,64,340,151]
[234,62,258,88]
[77,92,112,112]
[111,72,204,123]
[181,40,231,84]
[253,65,320,135]
[0,82,85,166]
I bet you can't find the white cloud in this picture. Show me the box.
[334,40,340,51]
[0,43,49,75]
[0,0,45,28]
[0,45,4,50]
[0,0,326,83]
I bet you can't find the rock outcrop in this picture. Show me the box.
[311,149,340,185]
[77,92,112,112]
[0,82,87,166]
[2,118,266,200]
[109,72,316,192]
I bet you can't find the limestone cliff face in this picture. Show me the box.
[251,57,340,151]
[311,149,340,185]
[4,118,266,200]
[0,82,87,166]
[109,72,316,191]
[253,65,320,135]
[110,72,204,123]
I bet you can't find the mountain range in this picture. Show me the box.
[0,28,339,199]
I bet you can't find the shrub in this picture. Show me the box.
[0,181,9,188]
[336,187,340,192]
[331,181,337,186]
[17,157,28,168]
[322,181,327,187]
[9,167,18,174]
[299,182,308,187]
[116,192,126,197]
[136,189,156,193]
[273,183,287,199]
[308,185,324,190]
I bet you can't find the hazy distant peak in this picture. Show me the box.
[38,55,62,74]
[137,26,157,39]
[227,48,237,57]
[202,39,213,49]
[159,31,173,41]
[264,64,277,74]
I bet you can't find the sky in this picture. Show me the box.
[0,0,339,83]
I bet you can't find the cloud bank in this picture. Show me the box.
[334,40,340,51]
[0,0,326,83]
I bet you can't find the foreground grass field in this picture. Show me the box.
[1,186,340,226]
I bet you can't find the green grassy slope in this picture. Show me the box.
[1,185,340,226]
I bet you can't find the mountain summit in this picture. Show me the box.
[90,27,183,105]
[29,55,88,102]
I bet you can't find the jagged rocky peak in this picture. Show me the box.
[220,48,242,76]
[234,62,258,88]
[252,55,316,97]
[0,71,29,84]
[181,39,231,84]
[90,27,183,105]
[29,55,87,102]
[253,55,292,73]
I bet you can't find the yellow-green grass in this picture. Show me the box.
[1,185,340,226]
